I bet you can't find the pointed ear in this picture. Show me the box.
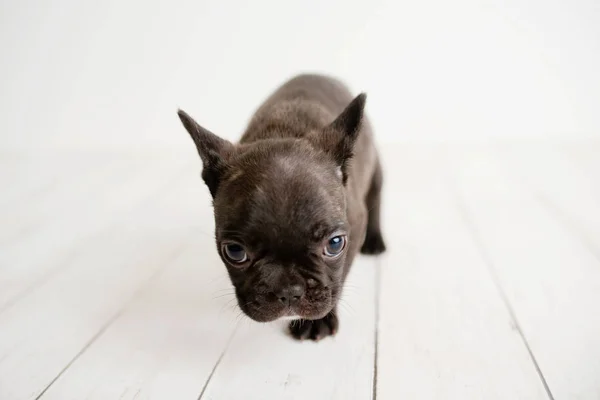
[309,93,367,183]
[329,93,366,141]
[177,109,233,197]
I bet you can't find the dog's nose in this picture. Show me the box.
[274,285,304,306]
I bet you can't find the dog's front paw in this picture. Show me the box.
[289,312,339,341]
[361,229,387,255]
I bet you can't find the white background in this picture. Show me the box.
[1,0,599,152]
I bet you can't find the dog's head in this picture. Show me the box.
[177,94,365,322]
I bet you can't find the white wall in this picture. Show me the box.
[1,0,598,152]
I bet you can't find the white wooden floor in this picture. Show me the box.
[1,142,599,400]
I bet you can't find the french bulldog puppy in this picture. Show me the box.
[177,74,386,341]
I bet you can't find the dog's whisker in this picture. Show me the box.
[212,292,236,301]
[338,299,355,316]
[212,288,235,296]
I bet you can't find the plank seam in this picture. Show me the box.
[34,238,192,398]
[372,256,382,400]
[0,163,192,316]
[456,199,555,400]
[34,307,127,399]
[197,326,239,399]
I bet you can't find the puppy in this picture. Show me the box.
[177,74,386,341]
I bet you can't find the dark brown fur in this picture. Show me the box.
[177,74,385,341]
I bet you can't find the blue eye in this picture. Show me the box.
[223,243,248,263]
[324,235,346,257]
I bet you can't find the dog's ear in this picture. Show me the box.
[309,93,366,183]
[177,109,234,197]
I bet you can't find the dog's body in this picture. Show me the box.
[178,74,385,340]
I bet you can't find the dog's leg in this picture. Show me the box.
[288,309,339,341]
[360,159,386,255]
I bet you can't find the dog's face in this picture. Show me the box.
[213,141,349,321]
[177,94,365,322]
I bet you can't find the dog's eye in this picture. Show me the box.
[324,235,346,257]
[223,243,248,263]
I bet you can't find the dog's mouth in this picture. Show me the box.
[236,288,338,322]
[279,315,302,321]
[239,301,334,323]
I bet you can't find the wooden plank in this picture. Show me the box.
[562,140,600,185]
[0,154,187,243]
[0,166,211,400]
[0,155,191,311]
[0,154,97,211]
[0,152,154,214]
[495,142,600,260]
[200,257,377,400]
[375,146,549,400]
[0,156,124,243]
[39,240,237,400]
[448,145,600,400]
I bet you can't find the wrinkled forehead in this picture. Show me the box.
[215,153,346,245]
[254,155,345,219]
